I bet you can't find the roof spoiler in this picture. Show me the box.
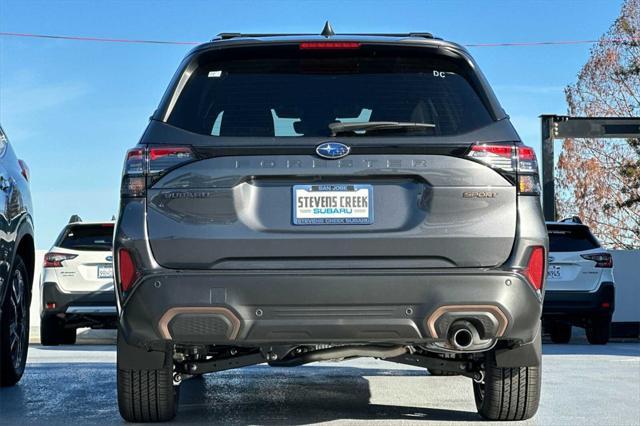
[560,216,583,224]
[68,214,82,224]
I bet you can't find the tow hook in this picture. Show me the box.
[173,372,183,386]
[473,370,485,384]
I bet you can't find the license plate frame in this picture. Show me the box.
[547,265,562,280]
[293,184,373,225]
[98,264,113,279]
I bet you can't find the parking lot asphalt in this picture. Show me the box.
[1,335,639,425]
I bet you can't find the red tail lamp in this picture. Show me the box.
[525,246,545,291]
[118,248,138,292]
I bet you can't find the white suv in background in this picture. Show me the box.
[40,216,116,345]
[543,218,615,345]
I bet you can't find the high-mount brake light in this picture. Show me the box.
[121,146,195,197]
[467,143,540,195]
[43,252,78,268]
[581,252,613,268]
[524,246,545,291]
[299,42,361,49]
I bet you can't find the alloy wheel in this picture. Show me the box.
[7,268,26,371]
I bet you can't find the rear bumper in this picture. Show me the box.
[118,269,542,350]
[542,282,615,319]
[41,282,117,319]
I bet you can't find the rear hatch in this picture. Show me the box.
[52,224,114,292]
[547,224,604,291]
[140,41,521,270]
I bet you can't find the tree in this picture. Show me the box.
[557,0,640,249]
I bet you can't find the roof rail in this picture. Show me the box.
[213,32,434,41]
[215,32,311,40]
[214,22,434,42]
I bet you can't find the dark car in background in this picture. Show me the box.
[114,30,547,422]
[0,125,36,387]
[543,219,615,344]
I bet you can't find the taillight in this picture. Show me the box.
[467,144,514,171]
[43,252,78,268]
[581,252,613,268]
[299,42,361,49]
[117,248,138,292]
[524,246,545,291]
[467,143,540,195]
[121,146,195,197]
[148,147,194,174]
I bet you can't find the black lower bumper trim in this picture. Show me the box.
[41,282,117,318]
[542,282,615,319]
[119,269,542,350]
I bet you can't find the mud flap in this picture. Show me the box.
[494,322,542,367]
[116,331,172,371]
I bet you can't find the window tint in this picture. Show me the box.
[56,224,114,251]
[167,46,494,138]
[547,225,600,252]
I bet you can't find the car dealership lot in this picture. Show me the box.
[1,335,638,426]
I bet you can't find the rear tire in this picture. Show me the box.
[0,255,30,387]
[117,367,178,422]
[549,322,572,344]
[40,316,76,346]
[473,364,541,421]
[586,317,610,345]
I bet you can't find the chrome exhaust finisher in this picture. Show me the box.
[428,319,495,352]
[424,305,510,353]
[449,320,479,350]
[452,327,474,350]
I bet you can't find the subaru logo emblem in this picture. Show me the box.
[316,142,350,159]
[106,255,113,262]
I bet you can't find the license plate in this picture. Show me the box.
[293,184,373,225]
[98,264,113,279]
[547,265,562,280]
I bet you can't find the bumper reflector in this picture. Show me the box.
[525,246,545,291]
[118,248,137,292]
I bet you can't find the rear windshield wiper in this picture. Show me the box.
[329,121,436,136]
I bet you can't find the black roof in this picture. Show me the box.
[189,33,468,57]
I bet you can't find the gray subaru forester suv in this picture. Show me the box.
[114,28,547,422]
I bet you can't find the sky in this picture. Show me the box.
[0,0,624,248]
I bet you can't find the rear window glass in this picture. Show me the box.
[166,45,494,138]
[547,225,600,252]
[56,224,114,251]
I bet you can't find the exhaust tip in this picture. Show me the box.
[452,327,474,349]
